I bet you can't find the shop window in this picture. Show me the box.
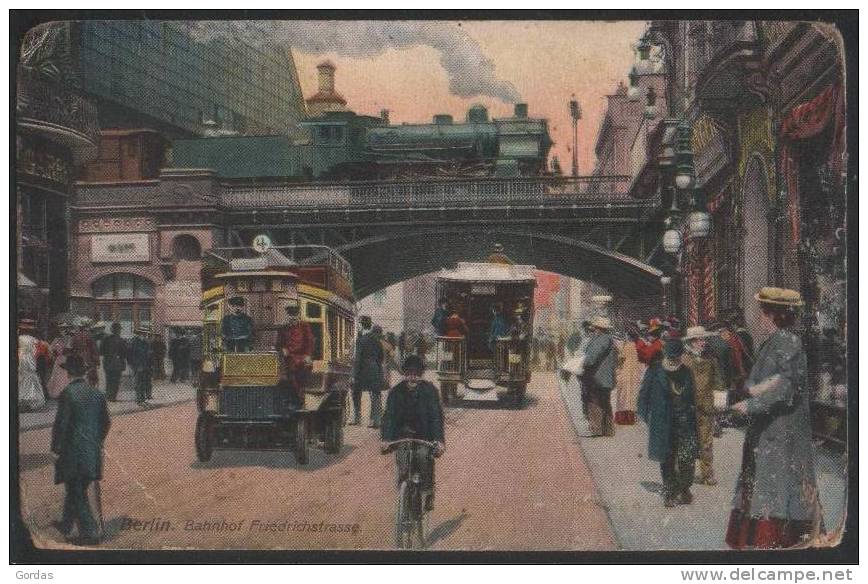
[92,274,155,338]
[91,273,155,299]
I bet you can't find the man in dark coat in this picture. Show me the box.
[51,354,111,544]
[71,322,100,388]
[637,338,699,507]
[580,316,619,437]
[188,330,204,388]
[100,323,127,401]
[381,354,445,511]
[127,326,153,406]
[431,297,449,337]
[169,331,191,383]
[351,316,384,427]
[221,296,255,352]
[275,303,314,409]
[150,332,166,382]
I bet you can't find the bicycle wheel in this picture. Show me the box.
[412,516,426,550]
[394,480,411,549]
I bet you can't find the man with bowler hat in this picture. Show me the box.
[100,323,127,401]
[51,353,111,545]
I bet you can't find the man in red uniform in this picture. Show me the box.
[275,303,314,409]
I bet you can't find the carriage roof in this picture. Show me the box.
[437,262,536,284]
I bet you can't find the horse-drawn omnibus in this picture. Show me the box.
[433,259,536,407]
[195,245,355,464]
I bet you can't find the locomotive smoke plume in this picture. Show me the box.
[188,20,522,104]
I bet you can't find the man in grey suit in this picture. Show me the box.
[580,316,619,437]
[51,354,111,545]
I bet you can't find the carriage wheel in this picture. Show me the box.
[294,416,309,465]
[441,382,457,406]
[513,383,527,409]
[323,412,344,454]
[394,480,412,549]
[194,413,214,462]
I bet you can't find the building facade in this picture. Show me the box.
[15,19,310,330]
[622,20,846,337]
[16,24,100,331]
[615,20,848,442]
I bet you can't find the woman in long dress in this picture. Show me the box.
[18,320,46,411]
[614,335,645,425]
[47,325,73,399]
[726,287,823,549]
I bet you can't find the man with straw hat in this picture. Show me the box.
[682,325,724,486]
[725,287,823,549]
[50,353,111,545]
[580,316,619,437]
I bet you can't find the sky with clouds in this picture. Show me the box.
[289,20,648,173]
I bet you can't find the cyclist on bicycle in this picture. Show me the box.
[380,354,445,511]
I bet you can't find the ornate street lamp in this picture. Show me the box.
[627,67,640,101]
[688,210,711,239]
[662,215,683,254]
[636,32,652,63]
[674,120,695,190]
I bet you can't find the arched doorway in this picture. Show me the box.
[172,234,202,261]
[92,273,155,337]
[741,157,771,338]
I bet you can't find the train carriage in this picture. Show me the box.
[195,245,355,464]
[434,259,536,408]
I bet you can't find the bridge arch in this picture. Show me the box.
[332,226,663,300]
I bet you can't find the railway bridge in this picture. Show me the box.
[73,171,668,312]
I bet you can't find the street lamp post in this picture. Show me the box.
[569,95,581,177]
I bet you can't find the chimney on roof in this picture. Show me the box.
[514,103,528,118]
[317,61,336,94]
[380,109,390,124]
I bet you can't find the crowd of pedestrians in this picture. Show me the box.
[17,317,204,412]
[562,287,826,549]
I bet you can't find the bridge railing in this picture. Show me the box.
[223,175,634,209]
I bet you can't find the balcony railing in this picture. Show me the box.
[435,337,466,377]
[494,338,530,382]
[17,73,100,148]
[75,174,647,212]
[223,175,635,210]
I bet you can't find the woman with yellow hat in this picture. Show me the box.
[725,287,823,549]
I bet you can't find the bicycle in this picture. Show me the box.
[382,438,438,550]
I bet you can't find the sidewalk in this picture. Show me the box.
[558,375,848,550]
[19,379,196,432]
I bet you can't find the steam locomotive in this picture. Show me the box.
[171,103,554,182]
